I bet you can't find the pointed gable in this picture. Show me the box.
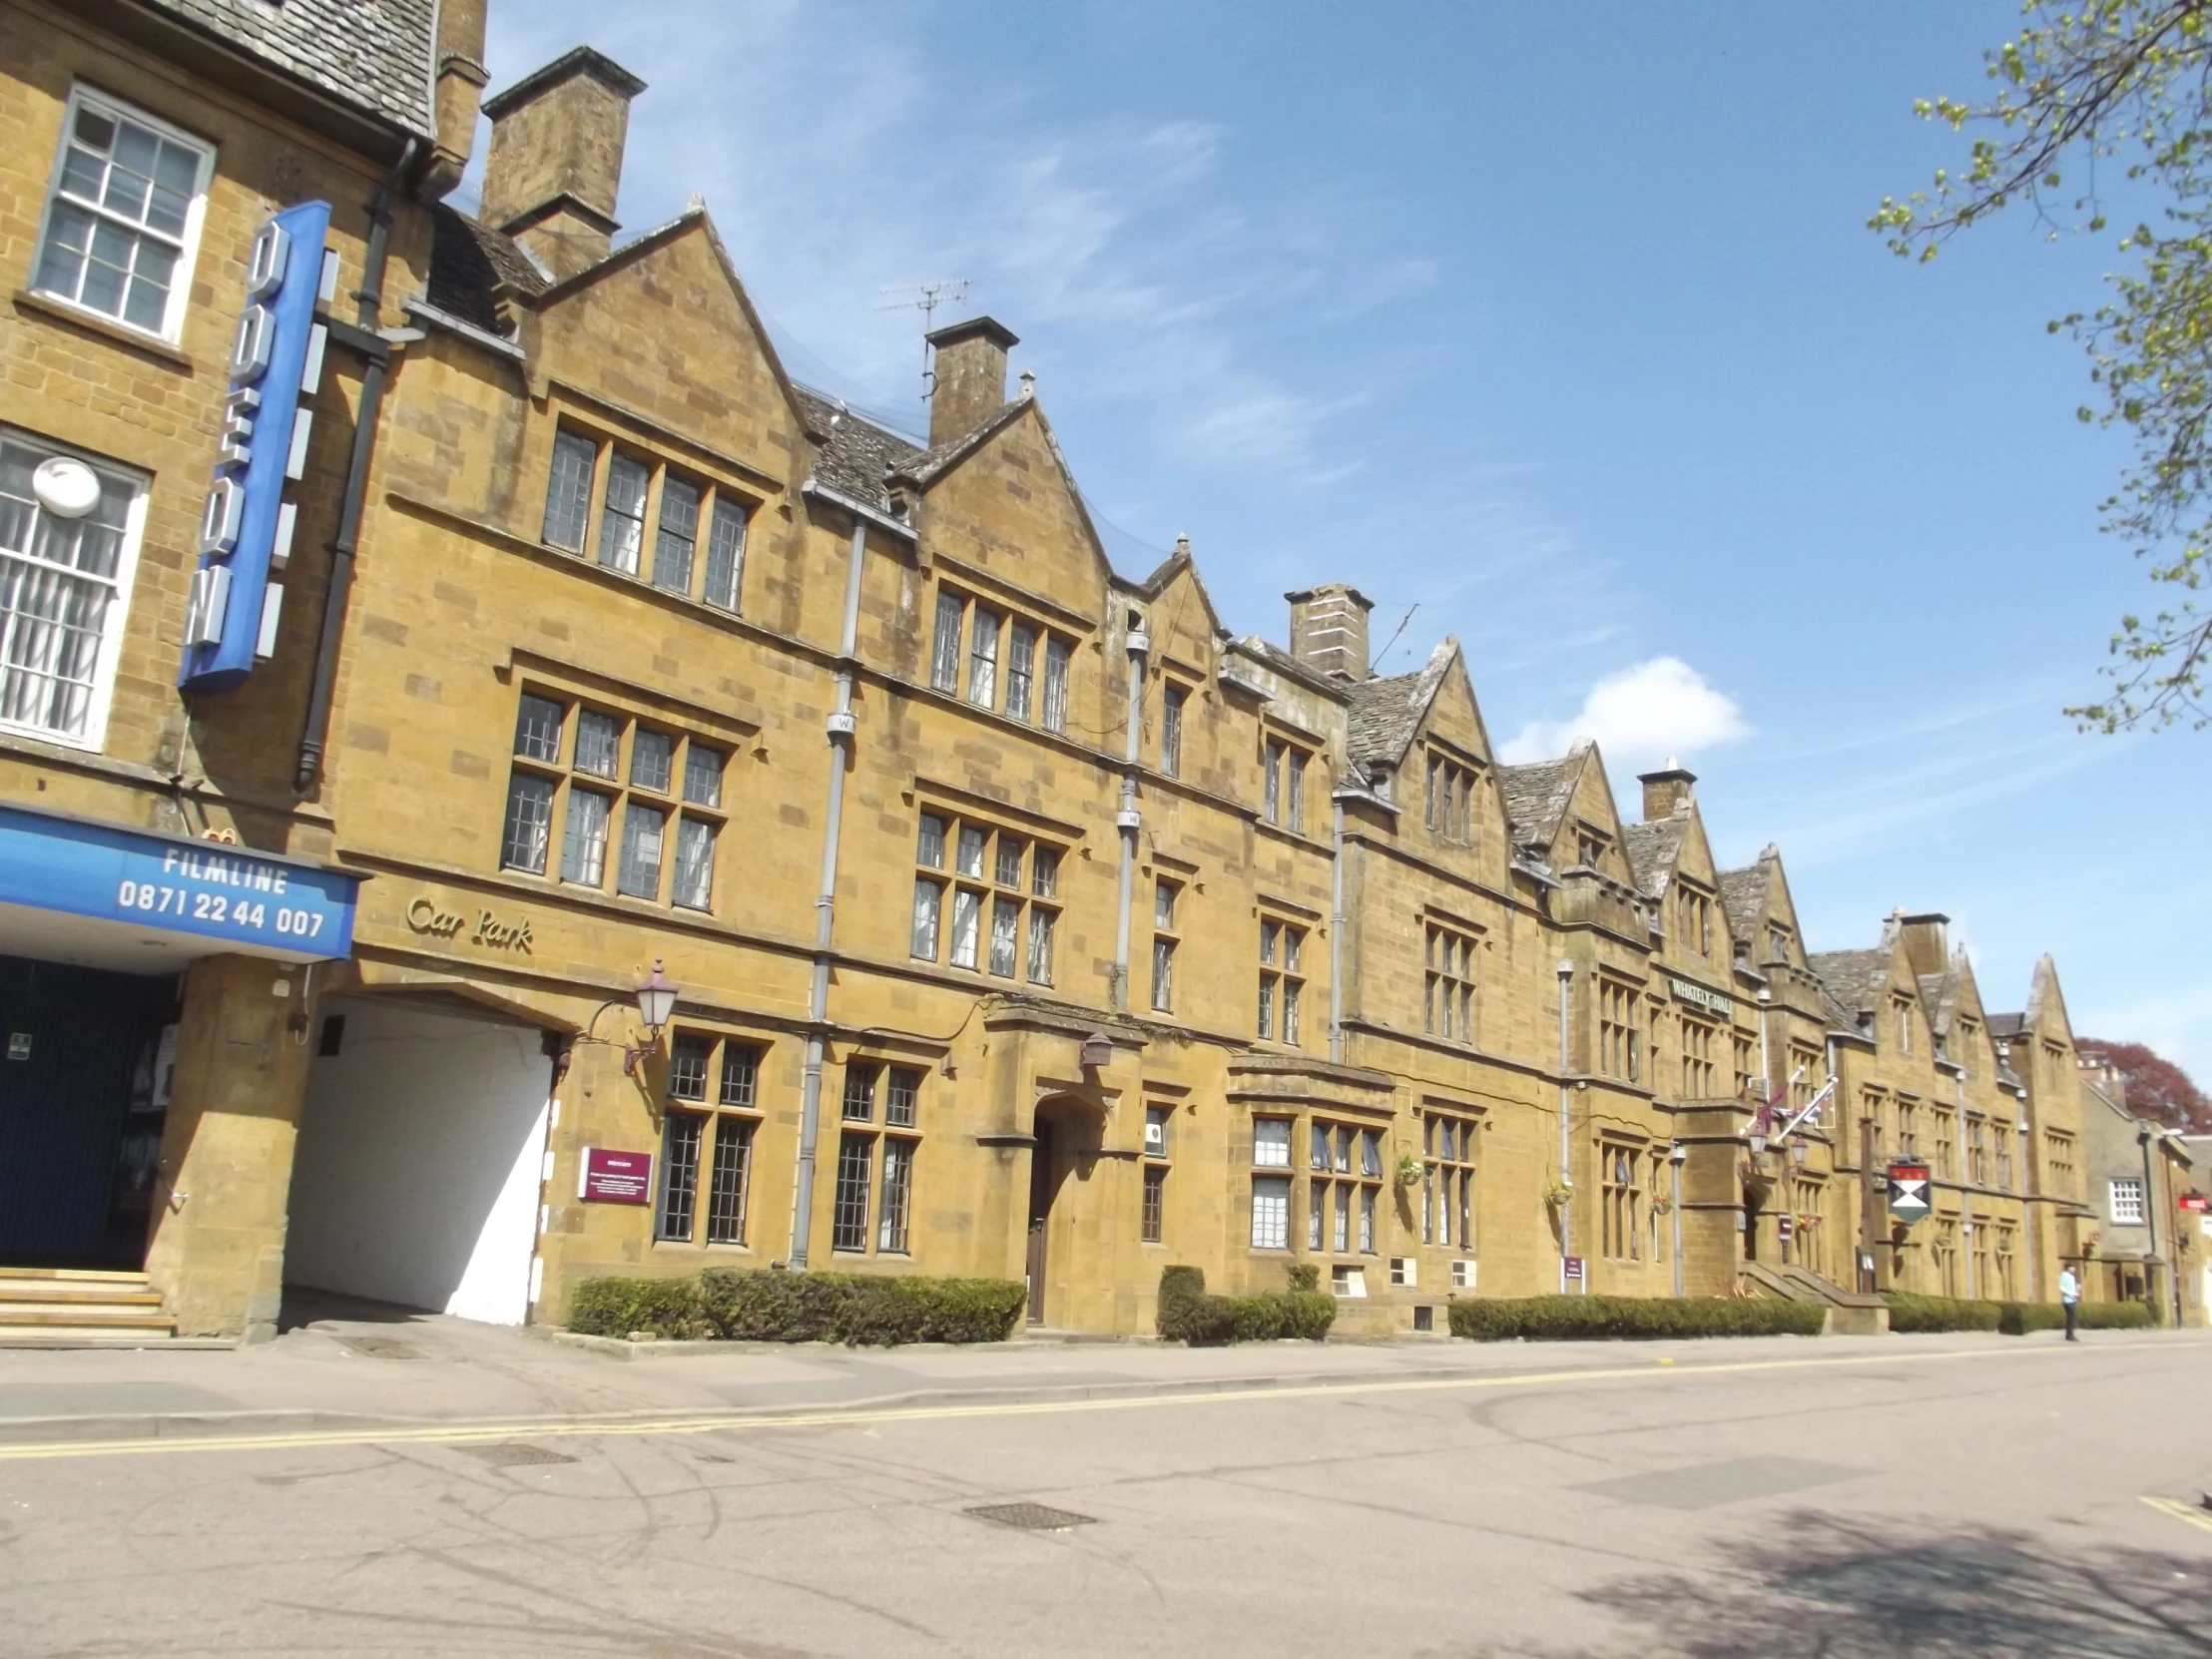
[1499,755,1579,855]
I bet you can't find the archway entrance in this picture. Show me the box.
[1025,1097,1095,1327]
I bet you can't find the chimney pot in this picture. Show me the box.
[1285,584,1374,681]
[925,315,1019,446]
[479,47,648,281]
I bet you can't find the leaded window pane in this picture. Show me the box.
[910,877,942,958]
[877,1138,913,1253]
[1253,1118,1291,1168]
[989,894,1019,977]
[1151,938,1174,1011]
[917,813,946,868]
[1250,1175,1290,1250]
[842,1063,876,1121]
[719,1046,759,1108]
[1162,687,1183,777]
[0,438,134,740]
[1031,846,1058,898]
[667,1034,711,1101]
[673,816,716,910]
[931,591,963,691]
[885,1067,919,1127]
[652,475,699,593]
[705,1117,752,1245]
[574,710,619,778]
[968,605,999,707]
[950,887,981,969]
[683,743,724,807]
[559,787,611,885]
[617,802,665,898]
[499,774,554,873]
[1006,622,1035,722]
[512,693,564,761]
[1042,637,1070,732]
[831,1135,872,1251]
[543,431,596,550]
[956,825,986,877]
[630,729,673,793]
[657,1111,704,1242]
[598,454,648,574]
[1025,907,1054,985]
[995,836,1024,888]
[704,499,748,610]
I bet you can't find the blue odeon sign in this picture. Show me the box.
[179,200,333,692]
[0,805,356,961]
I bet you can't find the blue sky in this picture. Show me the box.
[473,2,2211,1077]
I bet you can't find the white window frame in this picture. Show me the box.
[33,85,215,345]
[0,426,149,754]
[2109,1177,2145,1227]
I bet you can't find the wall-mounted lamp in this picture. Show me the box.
[581,958,681,1077]
[1080,1030,1114,1070]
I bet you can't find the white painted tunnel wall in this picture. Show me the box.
[286,997,549,1324]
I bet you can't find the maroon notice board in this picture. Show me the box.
[581,1148,653,1205]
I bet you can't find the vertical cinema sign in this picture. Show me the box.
[179,201,332,692]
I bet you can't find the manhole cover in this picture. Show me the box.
[965,1502,1095,1531]
[338,1337,419,1360]
[459,1442,576,1467]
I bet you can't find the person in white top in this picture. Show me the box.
[2059,1265,2082,1342]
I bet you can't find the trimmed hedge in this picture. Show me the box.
[567,1269,1026,1346]
[1156,1265,1335,1345]
[1999,1298,2158,1334]
[1450,1295,1827,1342]
[568,1274,707,1341]
[1883,1292,2002,1334]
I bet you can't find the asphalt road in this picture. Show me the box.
[2,1335,2208,1657]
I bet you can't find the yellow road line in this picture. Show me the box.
[2141,1495,2212,1536]
[0,1337,2180,1465]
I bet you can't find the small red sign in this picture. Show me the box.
[2182,1193,2209,1214]
[581,1147,653,1205]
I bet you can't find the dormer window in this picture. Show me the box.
[1893,996,1915,1055]
[1576,831,1607,869]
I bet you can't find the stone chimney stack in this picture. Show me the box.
[421,0,488,199]
[1285,585,1374,680]
[479,47,647,281]
[1637,759,1696,822]
[1899,911,1949,978]
[926,317,1019,445]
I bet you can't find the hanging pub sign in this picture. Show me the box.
[2180,1193,2209,1214]
[1887,1162,1932,1224]
[179,201,333,691]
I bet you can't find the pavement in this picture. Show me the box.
[1,1315,2208,1654]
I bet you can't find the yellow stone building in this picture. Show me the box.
[0,4,2141,1342]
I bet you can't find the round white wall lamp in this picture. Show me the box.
[32,457,102,520]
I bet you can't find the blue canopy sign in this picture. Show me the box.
[0,804,356,961]
[180,201,332,692]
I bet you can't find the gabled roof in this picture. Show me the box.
[1622,818,1688,900]
[1498,755,1580,851]
[1987,1012,2027,1039]
[1125,541,1229,641]
[1718,863,1768,946]
[1919,969,1960,1041]
[1347,643,1454,769]
[143,0,438,138]
[1809,948,1890,1024]
[892,400,1033,490]
[424,206,546,334]
[794,387,924,516]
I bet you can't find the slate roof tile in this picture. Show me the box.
[142,0,437,136]
[1498,757,1578,851]
[1717,864,1768,947]
[1621,818,1687,900]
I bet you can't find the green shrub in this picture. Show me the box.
[2082,1299,2158,1330]
[1883,1292,2002,1334]
[1997,1298,2158,1334]
[568,1270,1024,1346]
[1449,1295,1826,1342]
[1155,1266,1337,1345]
[566,1274,707,1340]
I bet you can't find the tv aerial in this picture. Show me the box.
[877,278,970,403]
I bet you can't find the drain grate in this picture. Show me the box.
[459,1442,577,1467]
[965,1501,1096,1531]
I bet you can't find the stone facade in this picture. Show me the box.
[0,6,2146,1339]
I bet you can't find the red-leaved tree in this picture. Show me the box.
[2076,1038,2210,1131]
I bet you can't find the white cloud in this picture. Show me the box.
[1500,657,1753,772]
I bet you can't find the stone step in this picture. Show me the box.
[0,1329,218,1350]
[0,1266,151,1287]
[0,1284,165,1307]
[0,1307,176,1331]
